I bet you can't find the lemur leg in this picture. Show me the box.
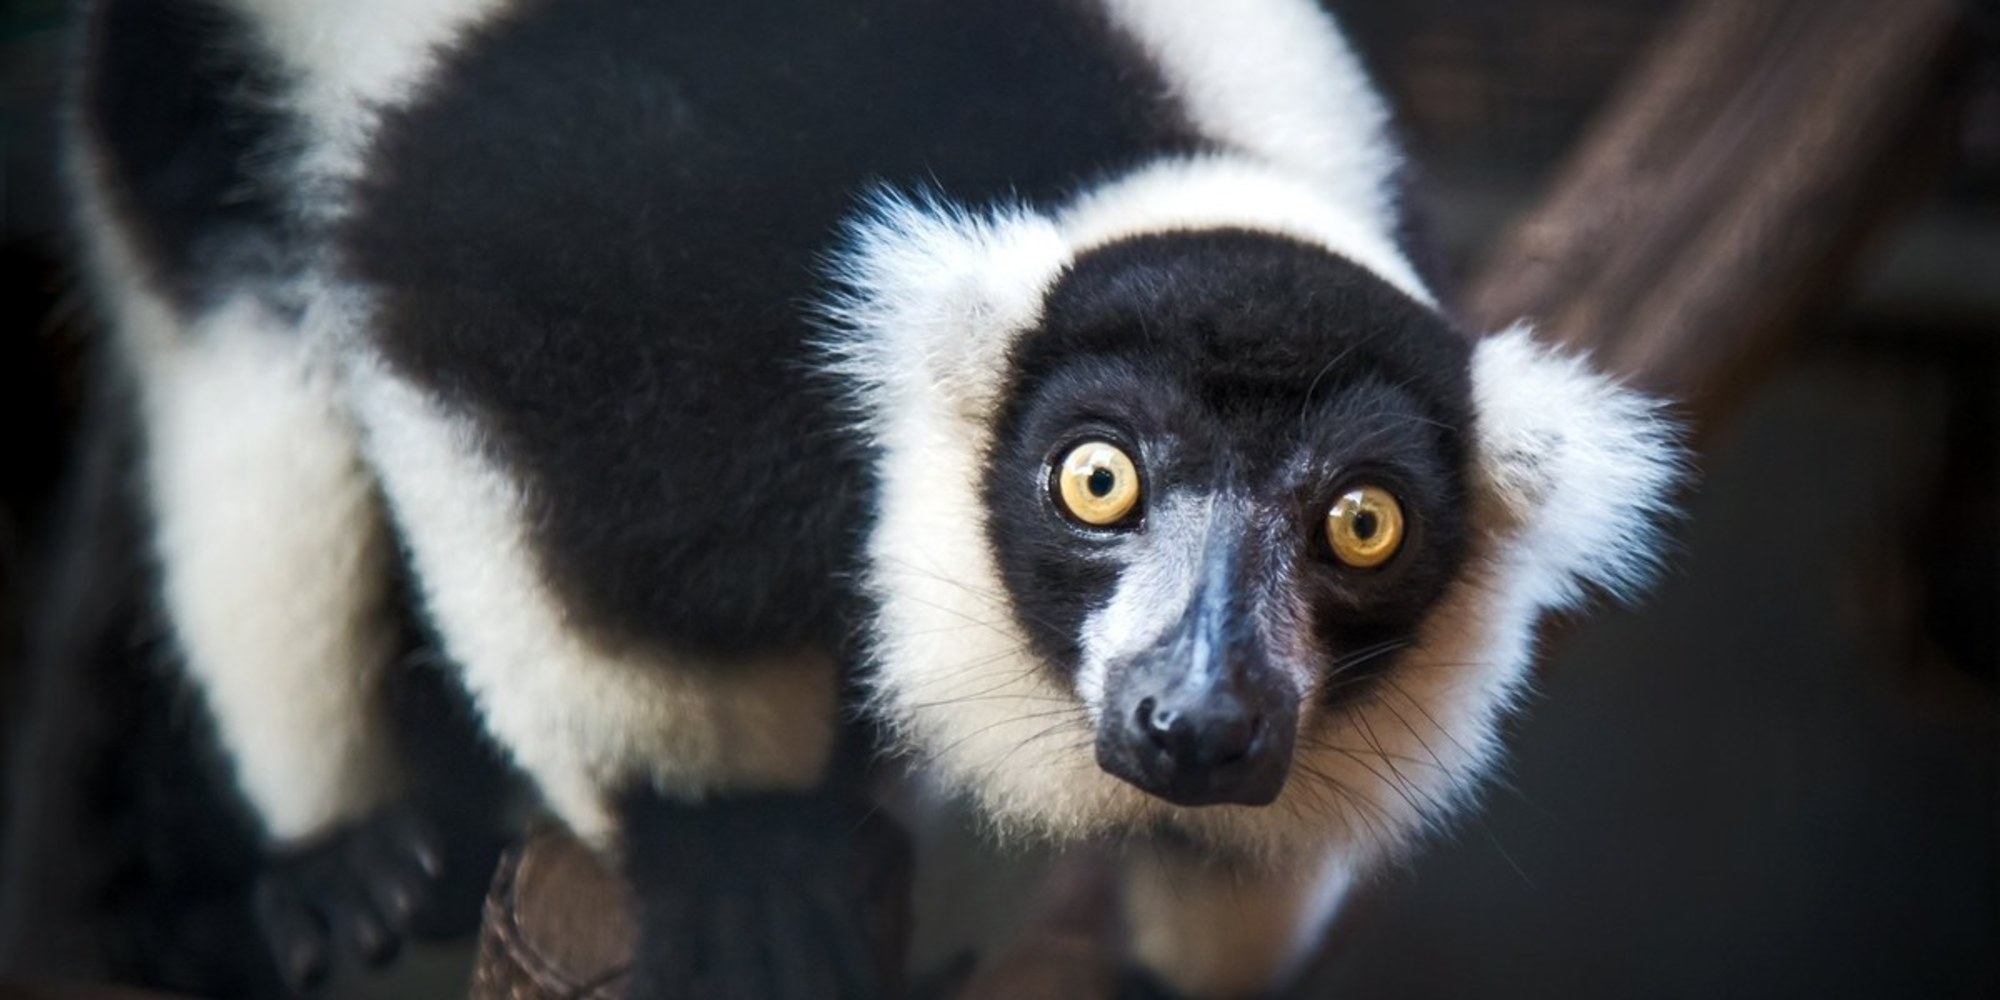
[1119,845,1354,999]
[347,358,902,998]
[83,244,435,986]
[128,294,398,845]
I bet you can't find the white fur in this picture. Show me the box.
[53,0,511,847]
[70,153,398,844]
[821,190,1073,433]
[830,202,1682,869]
[1470,325,1686,608]
[1098,0,1402,239]
[1075,493,1213,716]
[343,355,839,844]
[1122,849,1355,997]
[203,0,848,845]
[222,0,513,219]
[1060,156,1433,306]
[142,300,401,844]
[1076,493,1320,718]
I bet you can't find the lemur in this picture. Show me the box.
[54,0,1682,996]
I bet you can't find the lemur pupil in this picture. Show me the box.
[1088,469,1116,498]
[1353,511,1378,539]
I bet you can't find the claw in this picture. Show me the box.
[254,876,331,993]
[253,806,454,990]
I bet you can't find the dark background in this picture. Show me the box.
[2,1,1995,996]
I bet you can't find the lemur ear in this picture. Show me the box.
[1468,325,1687,611]
[820,191,1071,431]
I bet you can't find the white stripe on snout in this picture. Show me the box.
[1079,491,1320,719]
[1077,494,1213,717]
[1080,494,1318,718]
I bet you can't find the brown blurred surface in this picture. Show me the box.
[1465,0,1966,427]
[471,831,633,1000]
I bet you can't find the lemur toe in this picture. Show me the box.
[254,805,450,989]
[353,811,442,927]
[253,874,331,993]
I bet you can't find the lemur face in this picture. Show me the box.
[982,230,1474,808]
[835,176,1678,864]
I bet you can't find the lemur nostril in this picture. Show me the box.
[1133,694,1266,770]
[1136,697,1179,748]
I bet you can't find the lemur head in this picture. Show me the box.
[828,160,1681,866]
[983,230,1473,809]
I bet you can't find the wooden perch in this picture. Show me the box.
[467,0,1971,996]
[1466,0,1965,429]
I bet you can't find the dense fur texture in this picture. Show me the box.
[833,198,1680,991]
[344,0,1201,658]
[53,1,1683,997]
[75,0,293,308]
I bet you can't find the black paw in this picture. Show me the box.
[252,806,443,993]
[620,790,912,1000]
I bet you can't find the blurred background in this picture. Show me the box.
[1,0,1994,996]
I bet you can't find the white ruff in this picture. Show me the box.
[1059,156,1433,306]
[1098,0,1402,239]
[828,196,1682,866]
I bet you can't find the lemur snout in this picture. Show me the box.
[1120,688,1288,804]
[1103,678,1294,807]
[1091,513,1300,807]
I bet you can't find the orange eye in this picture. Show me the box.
[1325,486,1403,568]
[1053,441,1140,526]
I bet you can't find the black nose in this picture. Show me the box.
[1136,696,1258,769]
[1098,686,1292,807]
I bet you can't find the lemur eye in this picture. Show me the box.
[1053,441,1141,526]
[1325,486,1404,568]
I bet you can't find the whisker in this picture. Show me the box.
[1378,675,1478,763]
[1370,695,1450,776]
[877,554,1070,634]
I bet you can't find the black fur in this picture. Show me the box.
[0,374,512,997]
[981,230,1476,703]
[343,0,1203,660]
[49,2,1471,993]
[75,0,297,310]
[0,368,283,996]
[616,786,912,1000]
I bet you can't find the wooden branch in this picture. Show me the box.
[1467,0,1966,430]
[471,830,633,1000]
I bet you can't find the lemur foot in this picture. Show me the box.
[252,806,443,993]
[620,790,912,1000]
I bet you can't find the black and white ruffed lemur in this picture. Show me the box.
[46,0,1682,996]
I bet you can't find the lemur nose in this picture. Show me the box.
[1098,678,1296,808]
[1136,696,1259,769]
